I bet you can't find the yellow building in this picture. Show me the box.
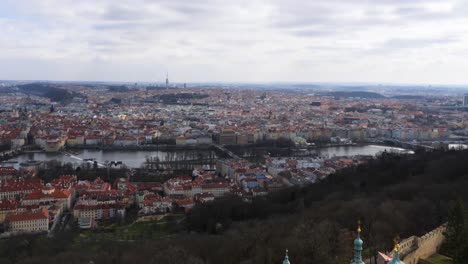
[5,208,49,233]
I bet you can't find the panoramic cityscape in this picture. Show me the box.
[1,1,468,264]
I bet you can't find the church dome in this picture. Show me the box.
[388,241,405,264]
[354,235,363,249]
[388,251,404,264]
[351,221,365,264]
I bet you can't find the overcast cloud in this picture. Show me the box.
[1,0,468,84]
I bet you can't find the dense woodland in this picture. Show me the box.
[159,93,209,104]
[442,199,468,264]
[17,83,82,104]
[1,149,468,263]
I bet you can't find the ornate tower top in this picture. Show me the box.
[351,220,365,264]
[282,249,290,264]
[388,237,404,264]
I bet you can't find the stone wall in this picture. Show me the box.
[376,224,446,264]
[402,224,446,264]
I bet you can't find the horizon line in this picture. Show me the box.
[1,79,468,88]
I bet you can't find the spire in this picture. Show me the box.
[351,220,364,264]
[165,72,169,90]
[388,237,405,264]
[282,249,290,264]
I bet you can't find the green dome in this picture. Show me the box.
[282,249,290,264]
[351,233,364,264]
[388,252,404,264]
[354,235,363,250]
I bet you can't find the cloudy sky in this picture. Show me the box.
[1,0,468,84]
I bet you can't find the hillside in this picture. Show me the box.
[324,91,386,99]
[1,149,468,264]
[17,83,82,104]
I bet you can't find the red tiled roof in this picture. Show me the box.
[23,189,71,200]
[5,208,48,222]
[0,167,18,175]
[0,179,43,192]
[0,199,19,210]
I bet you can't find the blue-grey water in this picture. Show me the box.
[2,145,410,169]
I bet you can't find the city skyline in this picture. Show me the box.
[1,0,468,84]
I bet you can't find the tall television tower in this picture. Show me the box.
[165,72,169,90]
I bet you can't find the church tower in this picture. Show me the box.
[351,221,365,264]
[282,249,290,264]
[388,238,405,264]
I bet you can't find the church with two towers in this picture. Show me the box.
[281,223,405,264]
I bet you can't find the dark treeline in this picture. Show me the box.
[1,149,468,263]
[0,142,11,152]
[442,200,468,263]
[17,83,82,104]
[35,160,129,183]
[323,91,386,99]
[227,138,295,162]
[107,85,131,92]
[159,93,209,104]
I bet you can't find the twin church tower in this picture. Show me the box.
[282,222,404,264]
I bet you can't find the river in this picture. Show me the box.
[310,144,413,158]
[2,145,411,169]
[3,149,217,169]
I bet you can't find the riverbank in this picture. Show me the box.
[1,143,414,169]
[2,148,218,169]
[65,144,213,151]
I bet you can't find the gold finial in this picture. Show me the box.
[393,236,400,252]
[357,220,362,234]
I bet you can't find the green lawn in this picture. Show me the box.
[426,254,453,264]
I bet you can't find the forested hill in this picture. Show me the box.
[17,83,82,104]
[2,149,468,264]
[323,91,386,98]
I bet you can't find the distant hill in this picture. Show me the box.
[392,95,425,99]
[159,93,209,104]
[17,83,82,104]
[107,85,130,92]
[324,91,386,99]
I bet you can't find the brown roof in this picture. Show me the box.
[5,208,48,222]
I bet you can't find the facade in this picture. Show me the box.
[139,194,172,214]
[163,176,230,198]
[0,199,19,224]
[0,178,43,200]
[219,129,237,145]
[73,202,126,222]
[464,94,468,107]
[5,208,49,233]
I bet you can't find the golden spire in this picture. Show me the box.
[393,236,400,252]
[285,249,288,256]
[357,220,362,234]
